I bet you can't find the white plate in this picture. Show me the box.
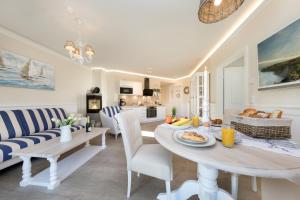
[164,123,192,130]
[173,131,216,148]
[176,131,208,144]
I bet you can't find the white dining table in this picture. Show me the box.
[154,125,300,200]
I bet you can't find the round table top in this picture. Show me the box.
[155,125,300,180]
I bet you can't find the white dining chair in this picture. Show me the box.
[116,110,173,199]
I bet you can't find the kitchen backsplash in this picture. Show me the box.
[119,95,160,106]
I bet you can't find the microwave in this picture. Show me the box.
[120,87,133,94]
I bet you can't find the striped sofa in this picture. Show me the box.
[100,106,121,140]
[0,108,84,170]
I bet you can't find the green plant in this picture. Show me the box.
[172,107,177,118]
[51,115,78,127]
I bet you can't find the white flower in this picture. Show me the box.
[51,118,56,122]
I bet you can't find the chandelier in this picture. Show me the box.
[198,0,244,24]
[64,40,95,65]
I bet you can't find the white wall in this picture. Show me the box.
[161,78,190,117]
[202,0,300,141]
[0,27,92,114]
[92,69,172,107]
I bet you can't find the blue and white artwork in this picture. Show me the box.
[0,50,54,90]
[258,18,300,89]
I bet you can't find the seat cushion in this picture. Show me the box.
[0,129,61,163]
[131,144,173,181]
[20,108,68,135]
[102,106,121,118]
[0,110,27,140]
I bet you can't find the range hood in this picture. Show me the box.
[143,78,153,96]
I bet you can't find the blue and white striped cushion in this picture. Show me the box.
[20,108,68,135]
[0,110,26,141]
[0,130,60,162]
[51,108,67,120]
[102,106,122,118]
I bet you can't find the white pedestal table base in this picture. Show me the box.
[157,164,234,200]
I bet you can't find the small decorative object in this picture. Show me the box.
[198,0,244,24]
[222,124,235,148]
[85,116,92,132]
[0,49,54,90]
[183,86,190,94]
[258,18,300,89]
[52,115,77,143]
[172,107,177,118]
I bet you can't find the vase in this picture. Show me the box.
[60,125,72,143]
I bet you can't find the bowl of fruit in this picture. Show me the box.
[165,116,192,130]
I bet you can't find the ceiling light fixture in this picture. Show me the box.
[214,0,222,6]
[64,5,95,65]
[198,0,244,24]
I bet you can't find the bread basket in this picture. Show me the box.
[231,115,292,139]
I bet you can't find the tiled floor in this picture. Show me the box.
[0,122,261,200]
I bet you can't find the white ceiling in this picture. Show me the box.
[0,0,256,78]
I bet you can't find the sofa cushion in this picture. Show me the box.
[0,110,27,141]
[20,108,68,135]
[0,129,61,163]
[102,106,121,118]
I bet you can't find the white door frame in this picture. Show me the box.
[216,46,250,117]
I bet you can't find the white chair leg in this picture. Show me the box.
[251,176,257,192]
[231,173,239,200]
[137,173,140,178]
[127,170,132,199]
[115,133,118,140]
[165,180,171,200]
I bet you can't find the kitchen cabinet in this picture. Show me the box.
[121,106,166,123]
[120,80,142,95]
[133,82,143,96]
[149,78,161,89]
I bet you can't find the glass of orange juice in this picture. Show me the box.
[192,116,200,127]
[222,124,235,148]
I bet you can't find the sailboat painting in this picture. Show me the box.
[0,49,54,90]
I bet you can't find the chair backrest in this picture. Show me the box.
[116,110,143,169]
[102,106,121,118]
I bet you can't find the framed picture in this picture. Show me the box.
[0,49,55,90]
[257,18,300,90]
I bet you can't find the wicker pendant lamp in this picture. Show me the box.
[198,0,244,24]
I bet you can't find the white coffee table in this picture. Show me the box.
[12,127,109,190]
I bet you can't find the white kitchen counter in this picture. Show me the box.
[121,105,166,123]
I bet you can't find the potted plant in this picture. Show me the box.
[52,115,77,143]
[172,107,177,118]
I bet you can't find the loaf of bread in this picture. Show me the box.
[212,118,223,124]
[270,110,283,119]
[239,108,257,117]
[239,108,282,119]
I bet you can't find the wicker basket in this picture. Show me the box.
[231,115,292,139]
